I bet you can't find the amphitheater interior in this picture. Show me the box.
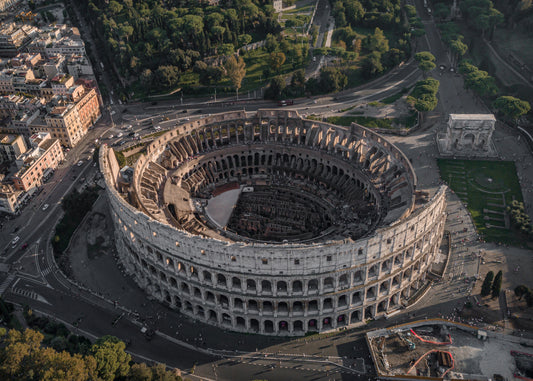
[101,109,447,335]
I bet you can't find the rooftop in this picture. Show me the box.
[449,114,496,121]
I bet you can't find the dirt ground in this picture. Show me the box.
[462,242,533,329]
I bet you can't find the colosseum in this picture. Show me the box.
[100,109,447,336]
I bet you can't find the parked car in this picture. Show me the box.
[42,204,49,211]
[77,160,84,167]
[11,236,20,247]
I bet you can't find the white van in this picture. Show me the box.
[11,236,20,247]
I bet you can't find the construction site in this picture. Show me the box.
[366,319,533,380]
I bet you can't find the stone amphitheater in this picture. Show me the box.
[100,109,447,336]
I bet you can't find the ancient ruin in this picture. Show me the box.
[101,110,447,335]
[437,114,498,157]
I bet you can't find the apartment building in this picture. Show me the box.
[0,134,27,163]
[12,132,63,192]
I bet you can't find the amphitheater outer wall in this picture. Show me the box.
[100,111,447,336]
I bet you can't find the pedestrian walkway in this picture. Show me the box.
[0,273,15,296]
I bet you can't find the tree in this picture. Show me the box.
[361,51,383,78]
[364,27,389,54]
[155,66,180,89]
[407,78,440,116]
[91,335,131,381]
[515,285,529,300]
[264,76,286,100]
[415,51,436,77]
[449,38,468,66]
[491,270,503,298]
[268,52,286,72]
[481,270,494,296]
[224,55,246,99]
[493,96,531,123]
[265,33,278,52]
[319,67,347,92]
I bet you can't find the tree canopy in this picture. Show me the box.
[493,96,531,121]
[408,78,440,112]
[0,329,182,381]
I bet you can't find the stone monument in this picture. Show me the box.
[437,114,498,157]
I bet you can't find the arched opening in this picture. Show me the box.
[277,281,287,293]
[222,313,232,325]
[261,280,272,293]
[219,294,229,308]
[337,314,347,326]
[217,274,227,287]
[206,291,215,304]
[351,310,361,323]
[181,283,190,294]
[203,271,212,283]
[293,320,303,332]
[248,299,258,312]
[278,302,288,315]
[185,301,193,312]
[377,300,387,313]
[236,316,245,328]
[308,279,319,293]
[208,310,217,322]
[292,280,303,293]
[308,300,318,312]
[196,306,205,318]
[364,306,374,320]
[339,274,349,289]
[250,319,259,332]
[263,301,273,314]
[232,277,241,289]
[247,279,256,291]
[308,319,318,331]
[234,298,244,310]
[322,317,332,329]
[324,277,334,291]
[323,298,333,310]
[193,287,202,299]
[279,320,289,332]
[338,295,347,308]
[293,301,303,315]
[352,291,362,305]
[264,320,274,333]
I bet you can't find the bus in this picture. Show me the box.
[278,99,294,106]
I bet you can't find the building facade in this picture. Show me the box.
[101,110,447,336]
[12,133,63,192]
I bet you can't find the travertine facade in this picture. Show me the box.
[101,110,447,336]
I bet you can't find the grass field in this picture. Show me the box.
[437,159,525,245]
[327,111,418,129]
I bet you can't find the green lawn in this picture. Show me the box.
[437,159,525,245]
[327,111,418,129]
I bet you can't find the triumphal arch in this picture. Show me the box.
[437,114,497,157]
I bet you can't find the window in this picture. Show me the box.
[231,256,236,262]
[262,258,268,265]
[358,248,363,255]
[326,256,332,262]
[294,259,300,265]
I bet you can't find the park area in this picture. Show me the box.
[437,159,524,245]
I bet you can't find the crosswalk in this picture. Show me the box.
[0,274,15,296]
[41,266,53,276]
[12,287,38,301]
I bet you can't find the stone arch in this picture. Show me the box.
[264,320,274,333]
[261,280,272,293]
